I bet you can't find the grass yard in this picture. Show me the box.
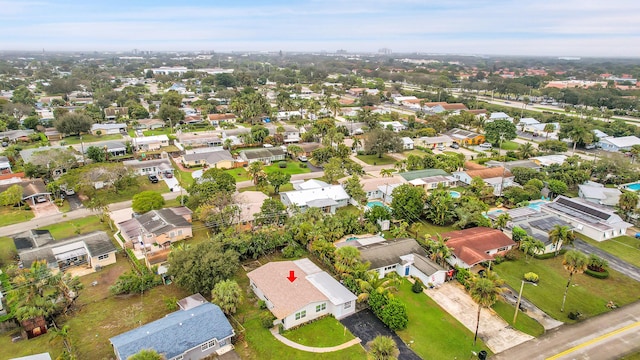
[578,235,640,267]
[40,216,112,240]
[0,206,34,227]
[264,161,312,176]
[142,128,172,136]
[281,316,355,347]
[63,134,123,145]
[174,168,195,188]
[395,280,491,359]
[356,154,397,166]
[494,256,640,323]
[335,205,363,217]
[0,236,17,267]
[491,300,545,337]
[500,141,520,150]
[411,222,457,240]
[238,183,295,196]
[225,167,251,182]
[87,176,170,205]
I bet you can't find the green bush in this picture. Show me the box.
[534,249,567,260]
[585,268,609,279]
[455,266,471,287]
[524,272,539,283]
[278,161,287,168]
[258,300,267,310]
[298,163,307,168]
[380,297,409,330]
[412,280,424,293]
[109,271,161,295]
[282,243,305,258]
[260,311,275,328]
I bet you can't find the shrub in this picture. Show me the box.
[109,271,160,295]
[380,297,409,330]
[568,311,582,320]
[534,249,567,260]
[259,311,275,329]
[298,163,307,168]
[585,268,609,279]
[493,255,504,264]
[455,267,471,287]
[258,300,267,310]
[524,272,539,283]
[412,280,423,293]
[282,243,305,259]
[504,249,519,261]
[278,161,287,168]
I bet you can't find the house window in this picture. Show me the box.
[383,265,396,272]
[201,339,217,351]
[316,303,326,312]
[177,230,183,236]
[169,232,175,238]
[171,355,183,360]
[295,310,306,320]
[497,247,509,252]
[344,302,352,309]
[97,254,109,261]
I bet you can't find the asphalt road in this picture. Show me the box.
[573,239,640,282]
[492,301,640,360]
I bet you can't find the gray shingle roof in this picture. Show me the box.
[110,302,234,360]
[357,238,428,269]
[399,169,449,182]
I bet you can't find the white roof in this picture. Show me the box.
[380,121,405,128]
[402,137,414,144]
[306,272,357,305]
[281,185,349,207]
[11,354,53,360]
[531,154,567,166]
[133,135,169,144]
[92,123,126,130]
[417,135,453,143]
[519,118,540,125]
[409,179,427,185]
[490,112,512,120]
[601,136,640,148]
[593,129,610,139]
[293,258,323,275]
[293,179,329,190]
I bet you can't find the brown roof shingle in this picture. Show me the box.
[442,227,516,267]
[465,167,512,179]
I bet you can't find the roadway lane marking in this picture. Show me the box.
[546,321,640,360]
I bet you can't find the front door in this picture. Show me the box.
[405,266,410,276]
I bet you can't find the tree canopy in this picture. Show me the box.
[483,119,517,145]
[168,241,239,294]
[53,112,94,136]
[364,129,403,158]
[132,191,165,214]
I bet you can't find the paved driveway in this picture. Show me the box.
[573,239,640,282]
[340,309,421,360]
[32,201,60,218]
[426,282,533,353]
[66,194,83,211]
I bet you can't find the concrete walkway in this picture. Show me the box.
[269,327,362,353]
[425,282,533,353]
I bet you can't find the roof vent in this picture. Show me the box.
[191,313,195,316]
[179,322,183,326]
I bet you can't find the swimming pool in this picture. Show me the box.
[449,191,461,199]
[527,200,549,212]
[367,201,391,211]
[628,183,640,191]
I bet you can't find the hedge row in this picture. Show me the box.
[126,248,153,276]
[534,249,567,260]
[585,268,609,279]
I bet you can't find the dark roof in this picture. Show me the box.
[109,302,234,360]
[119,208,191,239]
[0,179,50,199]
[67,231,117,257]
[412,254,446,276]
[241,148,285,160]
[357,238,428,269]
[17,231,116,268]
[13,230,54,251]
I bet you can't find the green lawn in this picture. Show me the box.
[0,206,34,227]
[493,256,640,323]
[86,176,170,205]
[410,222,456,239]
[578,235,640,267]
[356,154,397,166]
[63,134,123,145]
[500,141,520,151]
[225,167,251,182]
[336,205,363,217]
[281,316,355,347]
[0,236,17,268]
[491,300,545,337]
[264,161,312,176]
[40,216,111,240]
[395,280,491,359]
[174,168,195,188]
[238,183,294,196]
[142,128,172,136]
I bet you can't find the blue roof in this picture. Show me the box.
[109,302,234,360]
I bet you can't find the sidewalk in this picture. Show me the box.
[269,327,361,353]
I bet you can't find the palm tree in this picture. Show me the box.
[367,335,399,360]
[469,270,504,344]
[352,136,363,151]
[517,142,535,159]
[548,224,575,256]
[630,144,640,164]
[567,125,593,154]
[561,250,588,312]
[543,123,556,140]
[494,213,511,230]
[223,138,233,150]
[334,246,362,278]
[247,161,265,185]
[425,234,452,267]
[357,271,401,303]
[380,168,395,178]
[520,236,545,263]
[287,144,303,160]
[390,221,409,238]
[618,191,639,221]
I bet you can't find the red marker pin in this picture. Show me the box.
[287,270,297,283]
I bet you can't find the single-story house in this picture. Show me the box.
[19,146,79,177]
[505,213,573,254]
[578,181,621,207]
[104,107,129,121]
[348,176,406,201]
[399,169,450,182]
[444,128,485,145]
[0,179,52,206]
[401,137,414,150]
[0,129,35,142]
[44,128,62,141]
[540,196,632,241]
[110,294,235,360]
[414,135,454,149]
[343,236,448,286]
[177,132,223,148]
[85,141,127,158]
[118,207,193,250]
[530,155,567,167]
[277,111,302,121]
[234,191,270,227]
[453,166,514,196]
[131,135,170,152]
[281,180,350,214]
[207,113,237,126]
[13,230,117,273]
[598,136,640,152]
[380,121,406,133]
[133,118,165,130]
[181,149,235,169]
[485,160,541,172]
[487,112,513,123]
[183,114,203,124]
[91,123,126,135]
[409,175,458,190]
[294,142,323,156]
[517,117,540,130]
[123,158,173,176]
[239,148,286,165]
[11,352,53,360]
[247,259,357,330]
[442,227,517,269]
[525,122,560,138]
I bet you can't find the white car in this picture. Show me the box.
[479,143,493,149]
[298,155,308,162]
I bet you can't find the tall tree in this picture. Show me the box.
[543,123,556,140]
[390,184,426,223]
[469,271,504,345]
[168,241,239,294]
[53,112,94,136]
[132,191,165,214]
[323,158,346,184]
[617,191,638,221]
[364,129,403,159]
[561,250,588,312]
[247,161,265,186]
[267,169,291,195]
[517,142,536,159]
[483,120,517,147]
[211,279,243,316]
[0,184,23,208]
[549,224,575,256]
[343,174,366,204]
[520,236,545,263]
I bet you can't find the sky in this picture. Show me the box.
[1,0,640,57]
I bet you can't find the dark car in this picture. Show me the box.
[148,174,159,183]
[450,143,459,149]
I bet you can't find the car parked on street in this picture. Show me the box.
[450,143,459,149]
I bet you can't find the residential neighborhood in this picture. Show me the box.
[1,41,640,360]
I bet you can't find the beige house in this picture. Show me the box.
[181,149,235,169]
[118,207,193,250]
[131,135,170,152]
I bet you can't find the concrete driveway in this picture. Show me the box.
[425,282,533,353]
[66,194,83,211]
[573,239,640,282]
[32,201,60,218]
[340,309,421,360]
